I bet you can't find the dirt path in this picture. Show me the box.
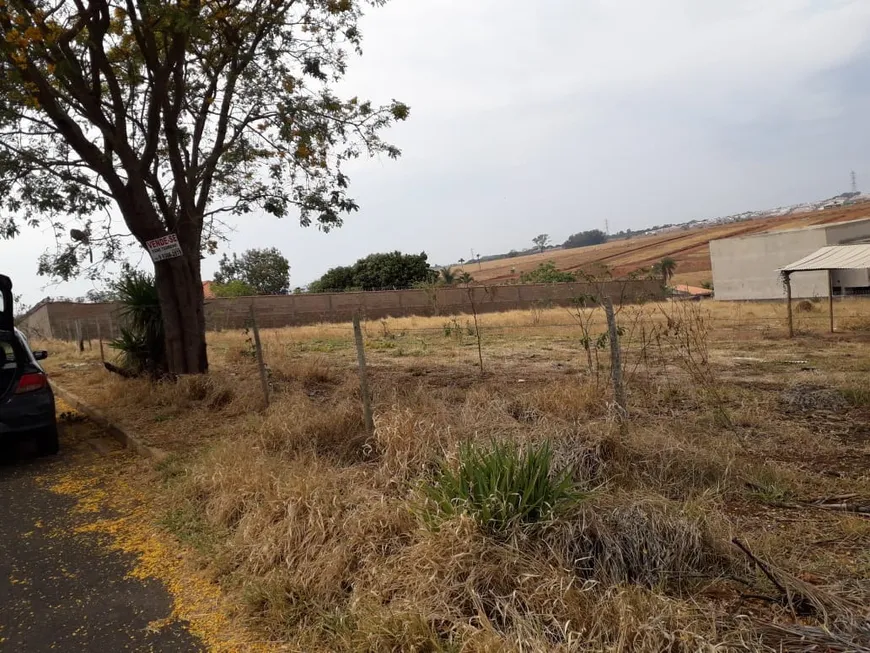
[0,418,204,652]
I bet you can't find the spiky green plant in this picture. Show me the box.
[426,439,580,533]
[457,271,474,286]
[109,269,165,376]
[439,266,456,286]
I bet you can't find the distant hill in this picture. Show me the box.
[453,199,870,288]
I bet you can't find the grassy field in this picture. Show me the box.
[42,298,870,651]
[463,202,870,288]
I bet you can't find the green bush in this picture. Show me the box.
[212,279,257,297]
[425,439,579,533]
[519,261,577,284]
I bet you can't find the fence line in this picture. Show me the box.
[44,297,870,433]
[38,312,870,343]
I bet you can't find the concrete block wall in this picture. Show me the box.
[19,280,662,340]
[711,217,870,301]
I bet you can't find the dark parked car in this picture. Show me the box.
[0,274,58,455]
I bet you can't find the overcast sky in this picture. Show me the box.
[3,0,870,305]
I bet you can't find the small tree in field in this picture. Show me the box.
[532,234,551,253]
[458,271,474,287]
[214,248,290,295]
[654,257,677,287]
[439,267,456,286]
[0,1,408,374]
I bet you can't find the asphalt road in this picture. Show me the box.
[0,419,203,652]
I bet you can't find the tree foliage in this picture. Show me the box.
[438,266,455,286]
[309,251,436,292]
[211,279,256,297]
[0,0,408,271]
[532,234,551,253]
[563,229,608,249]
[0,0,408,373]
[214,247,289,295]
[653,257,677,286]
[519,261,577,284]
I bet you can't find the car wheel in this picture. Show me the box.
[37,425,59,456]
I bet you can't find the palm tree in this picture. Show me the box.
[458,271,474,286]
[440,266,456,286]
[458,257,465,268]
[656,257,677,286]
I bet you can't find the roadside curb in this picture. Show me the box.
[50,382,169,463]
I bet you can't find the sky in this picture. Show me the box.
[4,0,870,305]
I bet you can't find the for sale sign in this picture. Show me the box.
[146,234,183,262]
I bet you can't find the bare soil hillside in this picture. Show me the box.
[462,202,870,286]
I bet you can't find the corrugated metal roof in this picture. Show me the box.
[779,245,870,272]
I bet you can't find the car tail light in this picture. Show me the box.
[16,372,47,394]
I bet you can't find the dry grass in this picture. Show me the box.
[40,297,870,651]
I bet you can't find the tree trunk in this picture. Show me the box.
[154,253,208,374]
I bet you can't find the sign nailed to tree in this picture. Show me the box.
[146,234,183,262]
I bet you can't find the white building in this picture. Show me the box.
[710,217,870,300]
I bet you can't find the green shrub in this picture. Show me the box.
[212,279,257,297]
[519,261,577,284]
[425,439,579,533]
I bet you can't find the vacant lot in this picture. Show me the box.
[466,202,870,288]
[43,298,870,651]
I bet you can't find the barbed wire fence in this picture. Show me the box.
[34,291,870,425]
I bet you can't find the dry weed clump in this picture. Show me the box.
[372,406,452,479]
[268,354,346,390]
[257,393,366,462]
[510,381,608,422]
[353,505,736,651]
[542,497,735,589]
[615,429,737,498]
[181,441,413,623]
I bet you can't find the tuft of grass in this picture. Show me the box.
[745,466,794,504]
[159,502,226,557]
[424,439,581,533]
[841,385,870,407]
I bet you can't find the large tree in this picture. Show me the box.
[214,247,289,295]
[563,229,607,249]
[532,233,550,253]
[308,251,435,292]
[0,0,408,373]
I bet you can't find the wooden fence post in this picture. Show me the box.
[784,272,794,338]
[75,320,84,353]
[603,296,627,426]
[249,304,270,408]
[352,313,375,435]
[97,321,105,363]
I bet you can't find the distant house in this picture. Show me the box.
[202,281,216,299]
